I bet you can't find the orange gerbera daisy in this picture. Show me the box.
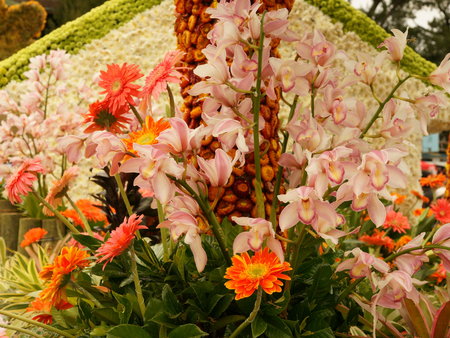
[419,173,446,188]
[83,100,130,134]
[411,190,430,204]
[43,166,79,216]
[429,263,446,284]
[39,246,90,306]
[383,210,410,233]
[359,229,395,252]
[95,214,146,269]
[26,298,72,324]
[390,192,406,205]
[224,248,292,300]
[61,199,107,227]
[431,198,450,223]
[99,63,143,113]
[20,227,48,247]
[122,115,170,155]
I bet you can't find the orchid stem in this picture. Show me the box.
[114,174,133,216]
[65,193,93,235]
[167,84,176,118]
[130,246,146,319]
[337,278,364,304]
[157,200,170,261]
[229,288,263,338]
[0,309,75,337]
[31,191,79,234]
[283,223,306,295]
[252,11,267,219]
[0,323,40,337]
[384,244,450,262]
[129,104,144,126]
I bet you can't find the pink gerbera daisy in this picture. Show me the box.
[139,51,184,112]
[383,210,410,233]
[98,63,143,114]
[95,214,146,269]
[6,158,45,204]
[431,199,450,224]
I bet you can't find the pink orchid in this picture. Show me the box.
[310,202,350,244]
[374,270,420,309]
[278,187,319,230]
[278,143,307,188]
[414,93,448,135]
[269,58,313,95]
[336,248,390,278]
[380,99,416,139]
[348,51,387,85]
[197,149,236,187]
[394,233,428,275]
[432,223,450,271]
[232,217,284,262]
[429,53,450,93]
[158,211,207,272]
[378,28,408,62]
[263,8,298,42]
[155,117,192,155]
[57,135,86,163]
[296,30,337,67]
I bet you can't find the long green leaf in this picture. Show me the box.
[431,301,450,338]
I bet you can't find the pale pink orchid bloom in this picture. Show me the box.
[378,28,408,62]
[414,93,448,135]
[269,58,313,95]
[84,131,126,169]
[286,112,331,153]
[231,45,258,79]
[166,195,200,216]
[191,45,229,86]
[207,0,260,26]
[373,270,420,309]
[429,53,450,93]
[296,30,337,67]
[263,8,298,42]
[347,51,387,85]
[155,117,190,154]
[380,99,416,139]
[394,233,428,276]
[232,217,284,262]
[278,187,319,230]
[58,135,86,163]
[310,201,352,244]
[278,143,307,188]
[158,211,207,272]
[212,119,249,153]
[197,148,237,187]
[336,248,390,278]
[432,223,450,271]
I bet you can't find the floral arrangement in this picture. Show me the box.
[0,0,450,336]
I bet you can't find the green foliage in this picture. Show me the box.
[0,0,47,60]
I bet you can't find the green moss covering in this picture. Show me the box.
[0,0,162,87]
[304,0,437,77]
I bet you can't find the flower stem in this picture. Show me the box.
[157,200,170,261]
[252,11,267,219]
[129,104,144,126]
[65,193,93,235]
[360,75,411,138]
[114,174,133,216]
[130,246,146,319]
[384,244,450,262]
[0,323,41,338]
[71,281,103,308]
[0,309,75,337]
[166,84,176,118]
[31,191,79,234]
[336,278,364,304]
[283,223,306,295]
[229,288,263,338]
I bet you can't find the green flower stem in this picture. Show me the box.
[0,309,75,337]
[114,174,133,216]
[283,223,306,295]
[130,246,146,319]
[229,288,263,338]
[270,94,299,229]
[129,104,144,126]
[360,75,411,138]
[166,84,176,118]
[168,175,232,265]
[157,200,170,261]
[384,244,450,262]
[336,278,364,304]
[252,11,267,219]
[31,191,79,234]
[0,323,40,337]
[213,315,246,330]
[71,281,103,308]
[65,193,93,235]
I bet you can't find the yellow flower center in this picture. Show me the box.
[246,263,268,278]
[111,80,122,92]
[136,132,157,145]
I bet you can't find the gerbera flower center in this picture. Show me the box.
[94,109,118,130]
[246,263,268,278]
[111,80,122,93]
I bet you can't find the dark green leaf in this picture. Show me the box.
[72,234,103,250]
[162,285,182,318]
[107,324,151,338]
[145,298,164,322]
[93,308,120,325]
[209,293,234,318]
[113,292,132,324]
[251,315,267,337]
[168,324,208,338]
[263,315,292,338]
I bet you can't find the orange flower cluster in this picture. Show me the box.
[390,192,406,205]
[429,263,446,284]
[38,246,90,307]
[26,298,72,324]
[224,248,292,300]
[20,227,47,247]
[419,173,446,188]
[411,190,430,204]
[61,199,107,227]
[359,229,395,252]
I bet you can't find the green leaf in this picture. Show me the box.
[173,245,186,281]
[72,234,103,250]
[162,285,182,318]
[145,298,164,322]
[93,308,120,325]
[251,315,267,337]
[168,324,208,338]
[0,237,6,265]
[107,324,152,338]
[403,298,430,338]
[431,301,450,338]
[209,294,234,318]
[302,327,335,338]
[308,265,332,301]
[221,217,242,251]
[113,292,132,324]
[263,315,292,338]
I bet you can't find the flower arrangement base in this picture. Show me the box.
[0,199,17,213]
[42,218,66,248]
[17,218,42,254]
[0,212,21,251]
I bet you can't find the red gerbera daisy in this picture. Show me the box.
[95,214,146,269]
[383,210,410,233]
[99,63,143,113]
[6,158,45,204]
[83,100,130,134]
[431,198,450,223]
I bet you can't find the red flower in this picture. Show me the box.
[95,214,146,269]
[20,227,48,247]
[429,263,446,284]
[5,158,45,203]
[359,229,395,252]
[431,199,450,223]
[383,210,410,233]
[83,100,130,134]
[99,63,143,113]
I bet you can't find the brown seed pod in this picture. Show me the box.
[236,199,253,213]
[201,134,213,146]
[262,165,275,182]
[193,49,206,62]
[222,190,238,203]
[245,163,256,175]
[233,166,245,176]
[233,180,250,197]
[208,186,224,201]
[188,15,197,31]
[217,201,235,216]
[210,140,221,151]
[190,106,202,119]
[260,153,269,166]
[224,174,235,188]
